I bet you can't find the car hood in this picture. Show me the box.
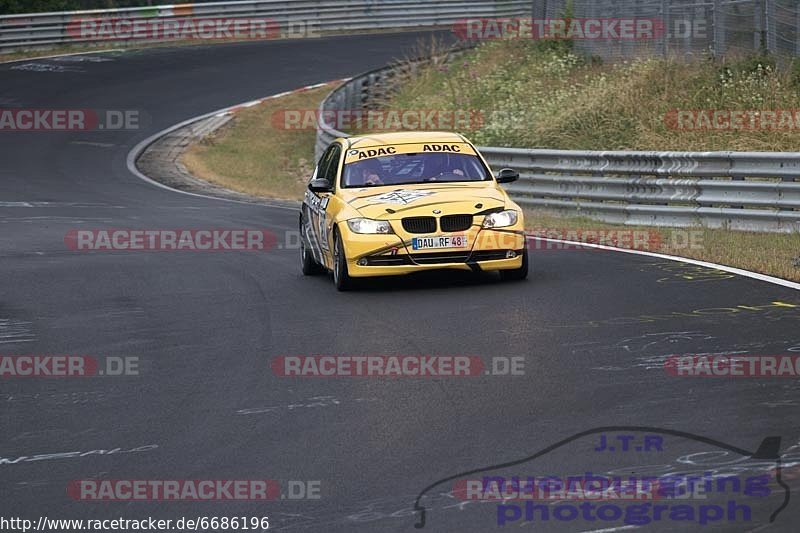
[340,183,507,220]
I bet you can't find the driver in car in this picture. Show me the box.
[358,159,384,186]
[425,154,464,181]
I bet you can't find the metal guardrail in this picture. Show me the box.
[316,64,391,159]
[483,147,800,232]
[315,42,477,157]
[0,0,530,52]
[317,65,800,233]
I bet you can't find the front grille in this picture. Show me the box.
[402,217,436,234]
[440,214,473,232]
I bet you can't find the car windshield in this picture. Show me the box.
[342,152,490,188]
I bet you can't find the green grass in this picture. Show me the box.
[383,40,800,152]
[182,83,333,200]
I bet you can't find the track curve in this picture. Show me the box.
[1,33,799,532]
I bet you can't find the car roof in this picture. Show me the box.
[341,131,469,149]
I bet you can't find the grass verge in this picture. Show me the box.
[383,40,800,152]
[182,83,334,201]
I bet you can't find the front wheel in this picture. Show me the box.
[499,249,528,281]
[333,231,355,291]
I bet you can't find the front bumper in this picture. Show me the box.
[339,222,526,278]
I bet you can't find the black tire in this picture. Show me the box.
[499,249,529,281]
[333,230,355,291]
[301,239,323,276]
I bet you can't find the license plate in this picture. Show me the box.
[412,235,469,250]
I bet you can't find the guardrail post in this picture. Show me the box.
[532,0,546,19]
[661,0,669,57]
[765,0,777,55]
[683,5,694,58]
[796,4,800,56]
[712,0,724,58]
[754,0,765,53]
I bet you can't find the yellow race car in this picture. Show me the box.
[300,131,527,290]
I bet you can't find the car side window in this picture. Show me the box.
[314,146,335,183]
[323,144,341,183]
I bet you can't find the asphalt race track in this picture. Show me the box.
[1,32,799,532]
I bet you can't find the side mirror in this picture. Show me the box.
[496,168,520,184]
[308,178,333,193]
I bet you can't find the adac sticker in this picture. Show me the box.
[422,144,462,152]
[345,142,477,163]
[350,147,397,160]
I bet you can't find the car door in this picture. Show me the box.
[302,143,340,266]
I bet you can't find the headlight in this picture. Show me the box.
[482,210,519,229]
[347,218,394,234]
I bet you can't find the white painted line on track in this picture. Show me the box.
[125,79,348,211]
[579,526,639,533]
[528,236,800,291]
[0,49,125,65]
